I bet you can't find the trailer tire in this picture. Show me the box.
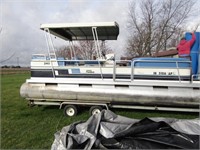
[89,106,103,116]
[63,105,78,117]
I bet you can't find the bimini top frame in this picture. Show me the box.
[40,22,119,41]
[40,21,120,79]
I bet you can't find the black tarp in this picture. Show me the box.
[51,110,200,149]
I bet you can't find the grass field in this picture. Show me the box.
[1,71,199,149]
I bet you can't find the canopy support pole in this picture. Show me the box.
[44,28,56,78]
[69,41,76,60]
[92,27,103,79]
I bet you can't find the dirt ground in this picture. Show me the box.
[0,68,30,74]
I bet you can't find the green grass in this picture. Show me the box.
[1,73,199,149]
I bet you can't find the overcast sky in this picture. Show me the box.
[0,0,200,66]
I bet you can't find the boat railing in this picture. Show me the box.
[31,57,192,82]
[31,58,106,66]
[56,59,106,66]
[114,59,191,82]
[113,60,132,81]
[191,74,200,83]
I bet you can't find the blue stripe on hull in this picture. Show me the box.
[31,70,191,80]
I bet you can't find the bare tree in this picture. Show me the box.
[126,0,195,57]
[78,41,96,60]
[194,22,200,31]
[55,41,112,60]
[0,52,15,63]
[0,28,17,64]
[77,41,112,59]
[55,46,71,59]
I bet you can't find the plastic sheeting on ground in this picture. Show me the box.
[51,110,200,149]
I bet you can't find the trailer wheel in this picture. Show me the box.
[89,106,103,116]
[63,105,78,117]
